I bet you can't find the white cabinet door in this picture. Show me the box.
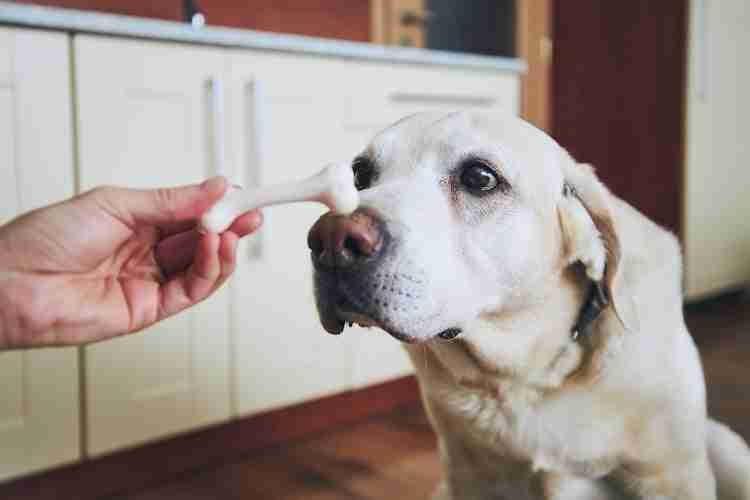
[684,0,750,298]
[227,52,362,415]
[75,36,232,456]
[0,28,79,481]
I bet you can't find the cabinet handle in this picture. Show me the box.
[696,0,710,101]
[244,79,266,260]
[389,92,496,107]
[206,77,226,177]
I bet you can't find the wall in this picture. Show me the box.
[8,0,371,41]
[552,0,687,235]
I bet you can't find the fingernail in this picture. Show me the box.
[250,210,264,228]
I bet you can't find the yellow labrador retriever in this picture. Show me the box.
[308,111,750,499]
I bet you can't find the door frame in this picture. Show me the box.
[370,0,552,131]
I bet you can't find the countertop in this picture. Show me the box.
[0,2,526,73]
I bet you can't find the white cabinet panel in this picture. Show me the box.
[685,0,750,298]
[344,62,520,129]
[228,52,360,415]
[0,27,79,481]
[351,327,412,389]
[75,36,231,456]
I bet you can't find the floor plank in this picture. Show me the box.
[115,291,750,500]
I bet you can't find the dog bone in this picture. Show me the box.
[200,162,359,233]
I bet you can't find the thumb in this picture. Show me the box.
[90,177,228,227]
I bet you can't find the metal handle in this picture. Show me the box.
[244,79,266,260]
[696,0,710,101]
[206,78,226,177]
[389,92,496,107]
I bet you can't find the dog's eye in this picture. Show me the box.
[352,157,376,191]
[459,160,502,194]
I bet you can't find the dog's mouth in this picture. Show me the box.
[317,284,461,344]
[320,292,401,338]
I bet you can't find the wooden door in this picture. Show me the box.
[517,0,552,131]
[371,0,426,47]
[551,0,687,236]
[0,27,80,481]
[684,0,750,298]
[74,36,232,456]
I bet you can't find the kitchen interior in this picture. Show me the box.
[0,0,748,498]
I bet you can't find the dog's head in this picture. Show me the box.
[309,111,634,344]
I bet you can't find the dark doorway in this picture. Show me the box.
[424,0,516,57]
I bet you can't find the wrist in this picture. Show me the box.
[0,273,13,351]
[0,229,21,350]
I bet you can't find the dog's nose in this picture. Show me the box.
[308,209,384,269]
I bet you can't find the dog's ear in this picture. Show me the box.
[557,158,638,333]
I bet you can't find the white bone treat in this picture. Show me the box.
[200,162,359,233]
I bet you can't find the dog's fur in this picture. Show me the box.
[311,111,750,499]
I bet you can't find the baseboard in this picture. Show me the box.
[0,375,421,500]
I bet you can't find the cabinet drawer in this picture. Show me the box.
[344,63,520,129]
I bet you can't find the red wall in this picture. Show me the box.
[8,0,371,42]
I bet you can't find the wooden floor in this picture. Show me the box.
[114,292,750,500]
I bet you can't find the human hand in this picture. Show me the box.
[0,177,261,350]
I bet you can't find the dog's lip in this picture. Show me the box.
[314,272,426,344]
[330,298,421,342]
[334,296,380,329]
[329,296,456,344]
[336,306,425,343]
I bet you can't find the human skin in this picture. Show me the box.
[0,177,262,350]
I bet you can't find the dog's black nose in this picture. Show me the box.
[308,209,384,269]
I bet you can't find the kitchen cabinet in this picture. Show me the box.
[0,27,79,480]
[0,19,520,465]
[74,36,233,456]
[684,0,750,298]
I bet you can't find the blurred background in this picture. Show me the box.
[0,1,748,499]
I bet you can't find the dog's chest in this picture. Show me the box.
[434,382,622,480]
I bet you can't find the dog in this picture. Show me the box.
[308,111,750,499]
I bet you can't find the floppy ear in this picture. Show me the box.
[557,159,638,334]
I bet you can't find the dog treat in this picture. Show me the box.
[200,162,359,233]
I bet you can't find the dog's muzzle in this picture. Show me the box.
[308,208,389,335]
[308,209,462,343]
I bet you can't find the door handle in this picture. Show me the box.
[206,77,226,177]
[244,79,266,260]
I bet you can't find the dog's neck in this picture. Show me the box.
[426,267,590,393]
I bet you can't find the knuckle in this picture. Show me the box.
[153,188,180,221]
[85,185,117,201]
